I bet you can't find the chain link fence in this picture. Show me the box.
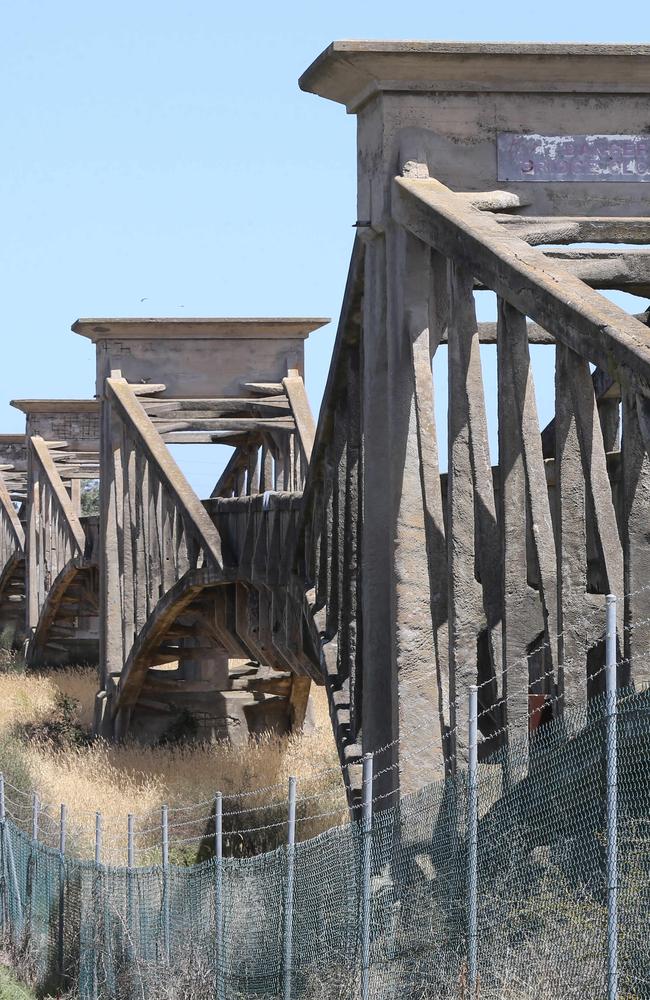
[0,679,646,999]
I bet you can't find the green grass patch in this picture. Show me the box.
[0,966,37,999]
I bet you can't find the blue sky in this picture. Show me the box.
[1,2,647,495]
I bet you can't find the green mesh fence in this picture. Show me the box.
[0,687,648,999]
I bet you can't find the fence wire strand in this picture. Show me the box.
[0,680,646,1000]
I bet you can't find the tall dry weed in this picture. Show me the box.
[0,666,347,863]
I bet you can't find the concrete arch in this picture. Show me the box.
[0,552,26,651]
[106,566,319,743]
[25,558,99,668]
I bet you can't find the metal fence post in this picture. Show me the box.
[283,776,297,1000]
[58,803,67,983]
[127,814,135,961]
[468,685,479,999]
[361,753,374,1000]
[29,793,39,943]
[127,814,135,869]
[162,804,170,963]
[0,774,6,934]
[0,774,5,934]
[0,774,23,937]
[214,791,224,1000]
[95,812,102,866]
[32,793,39,843]
[605,594,619,1000]
[93,812,102,1000]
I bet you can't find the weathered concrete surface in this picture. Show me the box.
[298,41,650,801]
[75,319,324,748]
[0,436,27,467]
[72,319,328,399]
[393,177,650,397]
[4,403,101,669]
[0,461,26,651]
[10,400,100,453]
[0,436,28,506]
[384,226,445,789]
[300,41,650,221]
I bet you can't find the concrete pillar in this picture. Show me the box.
[300,40,650,792]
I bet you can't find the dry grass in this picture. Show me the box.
[0,657,347,864]
[0,663,97,732]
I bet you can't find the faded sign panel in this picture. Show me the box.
[497,134,650,182]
